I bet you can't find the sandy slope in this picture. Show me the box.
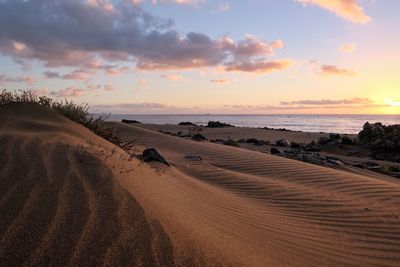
[0,103,175,266]
[114,122,400,266]
[1,103,400,266]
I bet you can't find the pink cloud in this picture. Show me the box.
[0,74,36,85]
[161,74,187,81]
[295,0,371,23]
[104,66,130,76]
[51,87,86,97]
[316,64,356,76]
[211,78,229,84]
[151,0,204,7]
[226,60,294,74]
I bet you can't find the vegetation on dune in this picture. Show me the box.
[0,90,132,149]
[223,139,240,147]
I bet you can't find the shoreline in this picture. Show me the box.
[106,114,400,135]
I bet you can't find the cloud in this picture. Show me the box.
[226,59,294,73]
[130,0,143,5]
[44,69,93,80]
[43,71,61,79]
[92,102,168,113]
[211,78,229,84]
[138,79,148,86]
[50,87,86,97]
[224,98,387,112]
[151,0,205,7]
[0,74,36,85]
[103,84,116,91]
[280,98,373,106]
[315,64,356,76]
[86,83,116,92]
[161,74,188,81]
[62,69,93,80]
[339,43,357,53]
[104,66,130,76]
[0,0,290,74]
[212,2,230,13]
[295,0,371,24]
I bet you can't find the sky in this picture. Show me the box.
[0,0,399,114]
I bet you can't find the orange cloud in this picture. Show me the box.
[296,0,371,23]
[339,43,357,53]
[211,78,229,84]
[161,74,188,81]
[226,60,294,74]
[315,64,356,76]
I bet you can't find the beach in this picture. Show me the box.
[1,103,400,266]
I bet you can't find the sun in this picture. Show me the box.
[385,99,400,107]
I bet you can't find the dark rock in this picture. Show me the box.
[238,138,247,143]
[159,130,172,135]
[192,133,207,141]
[246,138,258,144]
[276,139,290,147]
[184,155,203,161]
[352,163,365,169]
[206,121,235,128]
[371,152,387,161]
[389,166,400,172]
[290,141,300,148]
[300,154,325,165]
[121,119,141,124]
[341,135,354,145]
[179,122,196,126]
[326,156,344,166]
[284,148,302,154]
[255,140,269,146]
[270,148,281,155]
[363,161,380,167]
[329,133,341,140]
[142,148,170,166]
[356,122,400,161]
[327,158,345,166]
[303,144,321,152]
[318,136,334,145]
[346,151,359,156]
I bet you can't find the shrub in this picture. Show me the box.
[0,89,129,149]
[223,139,240,147]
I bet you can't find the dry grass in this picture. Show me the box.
[0,89,130,149]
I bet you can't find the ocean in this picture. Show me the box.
[107,114,400,134]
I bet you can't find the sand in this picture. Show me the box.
[1,103,400,266]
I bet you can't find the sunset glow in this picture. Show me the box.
[0,0,399,114]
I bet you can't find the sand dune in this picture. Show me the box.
[0,103,175,266]
[1,103,400,266]
[114,122,400,266]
